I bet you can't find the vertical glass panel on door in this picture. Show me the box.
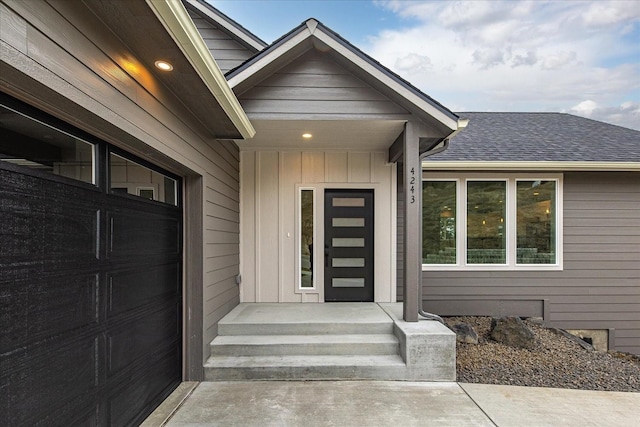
[516,180,556,264]
[467,181,507,264]
[300,189,314,288]
[0,104,95,184]
[423,181,457,264]
[110,153,177,205]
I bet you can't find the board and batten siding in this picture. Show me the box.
[186,7,256,74]
[1,0,242,376]
[397,171,640,355]
[241,150,396,303]
[237,50,410,119]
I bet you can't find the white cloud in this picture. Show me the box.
[368,1,640,129]
[540,51,578,70]
[581,1,640,27]
[473,48,506,69]
[565,101,640,130]
[569,100,598,116]
[512,50,537,68]
[395,53,432,73]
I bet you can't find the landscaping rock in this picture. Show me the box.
[445,315,640,392]
[549,328,595,351]
[490,316,536,349]
[450,322,479,344]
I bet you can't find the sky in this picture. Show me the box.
[211,0,640,130]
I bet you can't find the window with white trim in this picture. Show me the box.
[422,174,562,270]
[299,188,315,288]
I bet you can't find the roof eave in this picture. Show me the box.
[422,161,640,172]
[147,0,255,139]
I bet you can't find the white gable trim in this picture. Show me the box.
[147,0,255,139]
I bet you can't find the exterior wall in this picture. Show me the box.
[397,170,640,355]
[1,0,241,377]
[186,7,256,73]
[237,50,409,119]
[241,150,396,302]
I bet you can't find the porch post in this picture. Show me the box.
[403,121,421,322]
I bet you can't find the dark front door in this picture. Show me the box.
[324,189,374,302]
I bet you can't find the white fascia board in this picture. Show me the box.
[146,0,255,139]
[312,30,459,132]
[227,28,311,89]
[422,161,640,171]
[183,0,266,51]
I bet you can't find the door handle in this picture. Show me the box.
[325,244,329,267]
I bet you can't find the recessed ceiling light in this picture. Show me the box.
[302,133,312,139]
[155,60,173,71]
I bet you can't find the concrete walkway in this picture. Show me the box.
[143,381,640,427]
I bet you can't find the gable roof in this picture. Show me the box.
[183,0,268,52]
[426,112,640,170]
[226,18,464,135]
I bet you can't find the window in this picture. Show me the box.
[516,180,557,264]
[299,188,315,288]
[0,104,95,184]
[422,174,562,270]
[109,152,177,205]
[467,180,507,264]
[422,181,457,264]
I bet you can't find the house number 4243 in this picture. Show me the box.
[410,167,416,204]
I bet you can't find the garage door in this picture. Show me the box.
[0,96,182,425]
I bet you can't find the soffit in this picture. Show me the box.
[235,119,405,151]
[64,0,245,139]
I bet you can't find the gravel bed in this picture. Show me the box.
[444,316,640,392]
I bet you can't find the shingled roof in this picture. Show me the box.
[428,112,640,164]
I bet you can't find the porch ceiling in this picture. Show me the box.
[235,119,406,151]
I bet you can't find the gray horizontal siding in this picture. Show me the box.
[238,50,410,119]
[398,171,640,355]
[187,9,254,73]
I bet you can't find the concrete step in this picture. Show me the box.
[204,354,408,381]
[217,303,395,336]
[210,334,399,357]
[217,320,394,336]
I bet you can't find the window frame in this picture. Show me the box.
[297,186,317,291]
[422,173,563,271]
[1,96,98,187]
[107,148,181,207]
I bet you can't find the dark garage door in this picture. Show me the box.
[0,96,182,426]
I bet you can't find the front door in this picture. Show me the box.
[324,189,374,302]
